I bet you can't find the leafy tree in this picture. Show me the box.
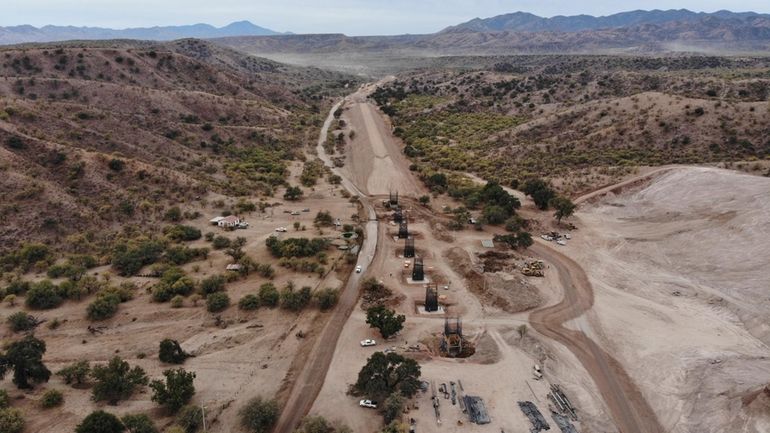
[294,416,351,433]
[121,414,158,433]
[150,368,196,412]
[314,288,339,310]
[206,292,230,312]
[58,360,91,386]
[380,421,408,433]
[25,280,63,309]
[549,196,576,223]
[313,211,333,227]
[91,357,148,405]
[40,389,64,408]
[200,275,225,295]
[494,232,533,249]
[504,215,527,232]
[280,285,312,311]
[354,352,421,401]
[383,393,405,423]
[159,339,190,364]
[7,311,39,332]
[284,186,303,201]
[163,225,202,242]
[523,178,556,210]
[482,204,507,225]
[211,236,231,249]
[239,294,260,311]
[0,335,51,388]
[0,408,24,433]
[87,294,120,320]
[239,397,279,433]
[418,195,430,205]
[259,283,279,307]
[111,239,165,276]
[365,305,405,339]
[226,237,247,261]
[76,411,125,433]
[175,405,202,433]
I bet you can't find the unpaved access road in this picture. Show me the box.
[272,99,378,433]
[529,242,664,433]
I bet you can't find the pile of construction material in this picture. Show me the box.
[548,384,577,421]
[463,396,491,424]
[551,412,579,433]
[521,260,545,277]
[518,401,550,431]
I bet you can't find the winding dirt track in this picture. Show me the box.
[529,242,664,433]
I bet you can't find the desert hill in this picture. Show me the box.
[0,39,354,253]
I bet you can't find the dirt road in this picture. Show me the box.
[272,100,379,433]
[529,242,664,433]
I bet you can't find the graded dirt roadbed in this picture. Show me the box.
[529,242,664,433]
[273,100,378,433]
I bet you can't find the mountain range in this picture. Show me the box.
[443,9,770,33]
[0,20,282,45]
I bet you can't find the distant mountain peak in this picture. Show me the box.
[0,21,285,45]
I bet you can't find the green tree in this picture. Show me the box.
[200,275,226,295]
[159,339,190,364]
[150,368,196,413]
[206,292,230,312]
[76,411,125,433]
[25,280,63,309]
[259,283,279,307]
[383,393,405,423]
[482,204,507,225]
[0,335,51,389]
[523,178,556,210]
[239,397,279,433]
[284,186,303,201]
[121,414,158,433]
[87,294,121,320]
[0,408,24,433]
[549,196,576,223]
[91,357,148,405]
[280,286,312,311]
[58,360,91,386]
[314,288,339,311]
[354,352,421,401]
[164,207,182,222]
[238,294,260,311]
[418,195,430,205]
[365,305,405,339]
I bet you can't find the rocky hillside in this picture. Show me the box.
[369,56,770,194]
[0,39,354,253]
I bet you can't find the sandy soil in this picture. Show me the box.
[0,162,359,432]
[568,166,770,433]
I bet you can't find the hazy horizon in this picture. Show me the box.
[3,1,770,36]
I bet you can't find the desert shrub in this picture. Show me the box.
[313,211,334,226]
[164,207,182,222]
[108,159,125,172]
[91,357,148,405]
[170,295,184,308]
[0,389,8,408]
[206,292,230,312]
[121,414,158,433]
[165,246,208,266]
[4,279,30,296]
[112,239,165,276]
[283,186,303,201]
[87,294,120,320]
[383,393,405,423]
[280,285,312,311]
[314,288,339,310]
[199,275,225,295]
[150,369,196,413]
[258,283,279,307]
[7,311,38,332]
[40,389,64,408]
[163,225,202,242]
[211,236,231,249]
[158,339,190,365]
[238,294,260,311]
[265,237,329,258]
[58,360,91,386]
[239,397,279,433]
[0,408,25,433]
[25,280,63,309]
[76,411,124,433]
[175,405,202,433]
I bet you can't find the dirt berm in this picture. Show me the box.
[444,247,542,313]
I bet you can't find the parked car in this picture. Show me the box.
[275,227,287,232]
[556,240,567,246]
[290,211,300,216]
[359,399,378,409]
[360,339,376,347]
[355,265,363,273]
[302,208,310,212]
[237,222,249,229]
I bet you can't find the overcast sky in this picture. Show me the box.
[3,0,770,35]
